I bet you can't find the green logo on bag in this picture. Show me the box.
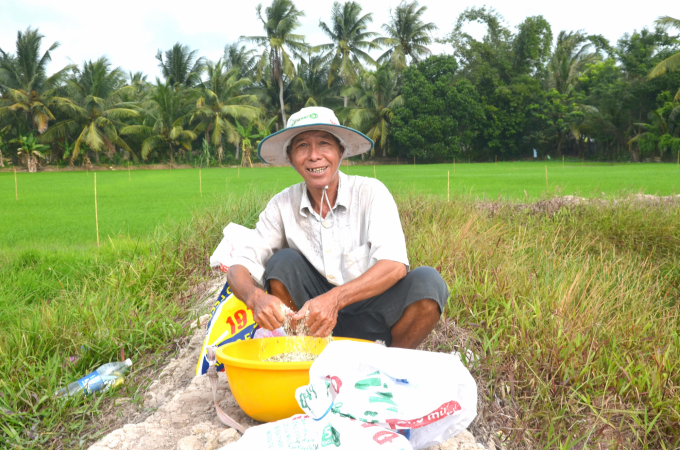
[321,424,341,447]
[310,113,318,119]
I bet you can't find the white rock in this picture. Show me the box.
[177,436,202,450]
[218,428,240,445]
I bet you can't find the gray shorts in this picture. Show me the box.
[265,248,449,346]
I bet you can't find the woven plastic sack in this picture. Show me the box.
[195,281,258,375]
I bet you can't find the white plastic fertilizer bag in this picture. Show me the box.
[306,340,477,450]
[223,412,412,450]
[225,376,412,449]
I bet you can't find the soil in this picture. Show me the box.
[86,280,492,450]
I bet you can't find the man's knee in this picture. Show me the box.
[407,266,449,311]
[265,248,303,276]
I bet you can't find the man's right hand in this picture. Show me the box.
[248,290,286,331]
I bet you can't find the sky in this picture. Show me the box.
[0,0,671,79]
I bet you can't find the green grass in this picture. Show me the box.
[1,161,678,248]
[0,195,266,449]
[1,162,679,448]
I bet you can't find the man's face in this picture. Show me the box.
[289,131,343,190]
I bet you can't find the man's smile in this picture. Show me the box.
[306,166,328,174]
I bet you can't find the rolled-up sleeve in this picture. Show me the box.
[366,183,409,269]
[230,197,286,286]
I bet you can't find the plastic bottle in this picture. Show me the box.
[56,359,132,397]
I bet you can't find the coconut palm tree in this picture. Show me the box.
[0,27,77,134]
[120,80,197,163]
[193,60,260,163]
[241,0,309,127]
[648,16,680,100]
[342,63,403,156]
[376,1,437,70]
[224,43,258,79]
[43,57,139,167]
[316,1,381,107]
[156,43,205,88]
[548,31,599,96]
[292,52,342,108]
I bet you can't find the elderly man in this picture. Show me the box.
[227,107,448,348]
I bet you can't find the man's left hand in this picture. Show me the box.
[293,290,341,337]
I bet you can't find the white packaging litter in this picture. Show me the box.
[209,223,254,269]
[222,413,412,450]
[304,340,478,449]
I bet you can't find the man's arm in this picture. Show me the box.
[228,264,286,331]
[293,259,407,337]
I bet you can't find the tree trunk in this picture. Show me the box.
[344,96,348,108]
[27,154,37,173]
[218,142,223,164]
[556,132,563,156]
[0,149,4,168]
[235,141,241,160]
[168,143,175,164]
[94,150,100,165]
[278,76,287,127]
[628,142,639,162]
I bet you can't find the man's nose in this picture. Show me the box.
[308,143,322,160]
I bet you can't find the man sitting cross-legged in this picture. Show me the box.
[227,107,448,348]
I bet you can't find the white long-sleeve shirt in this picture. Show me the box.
[229,171,409,287]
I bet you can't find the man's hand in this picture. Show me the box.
[249,290,286,331]
[293,289,341,337]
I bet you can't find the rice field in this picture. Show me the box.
[1,161,678,248]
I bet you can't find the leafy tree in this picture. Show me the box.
[156,43,205,88]
[511,16,552,78]
[439,9,550,158]
[343,63,402,156]
[376,1,437,70]
[242,0,308,126]
[391,55,484,160]
[120,80,197,163]
[0,27,77,134]
[648,16,680,100]
[316,1,381,107]
[193,61,260,163]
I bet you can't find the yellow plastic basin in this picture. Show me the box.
[215,336,370,422]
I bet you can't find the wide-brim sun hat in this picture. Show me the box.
[257,107,374,165]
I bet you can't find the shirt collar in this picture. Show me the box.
[299,170,349,217]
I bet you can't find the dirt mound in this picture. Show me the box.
[87,282,488,450]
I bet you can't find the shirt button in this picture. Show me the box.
[328,274,335,280]
[325,248,332,253]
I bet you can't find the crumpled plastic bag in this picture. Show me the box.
[209,223,254,271]
[300,340,477,449]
